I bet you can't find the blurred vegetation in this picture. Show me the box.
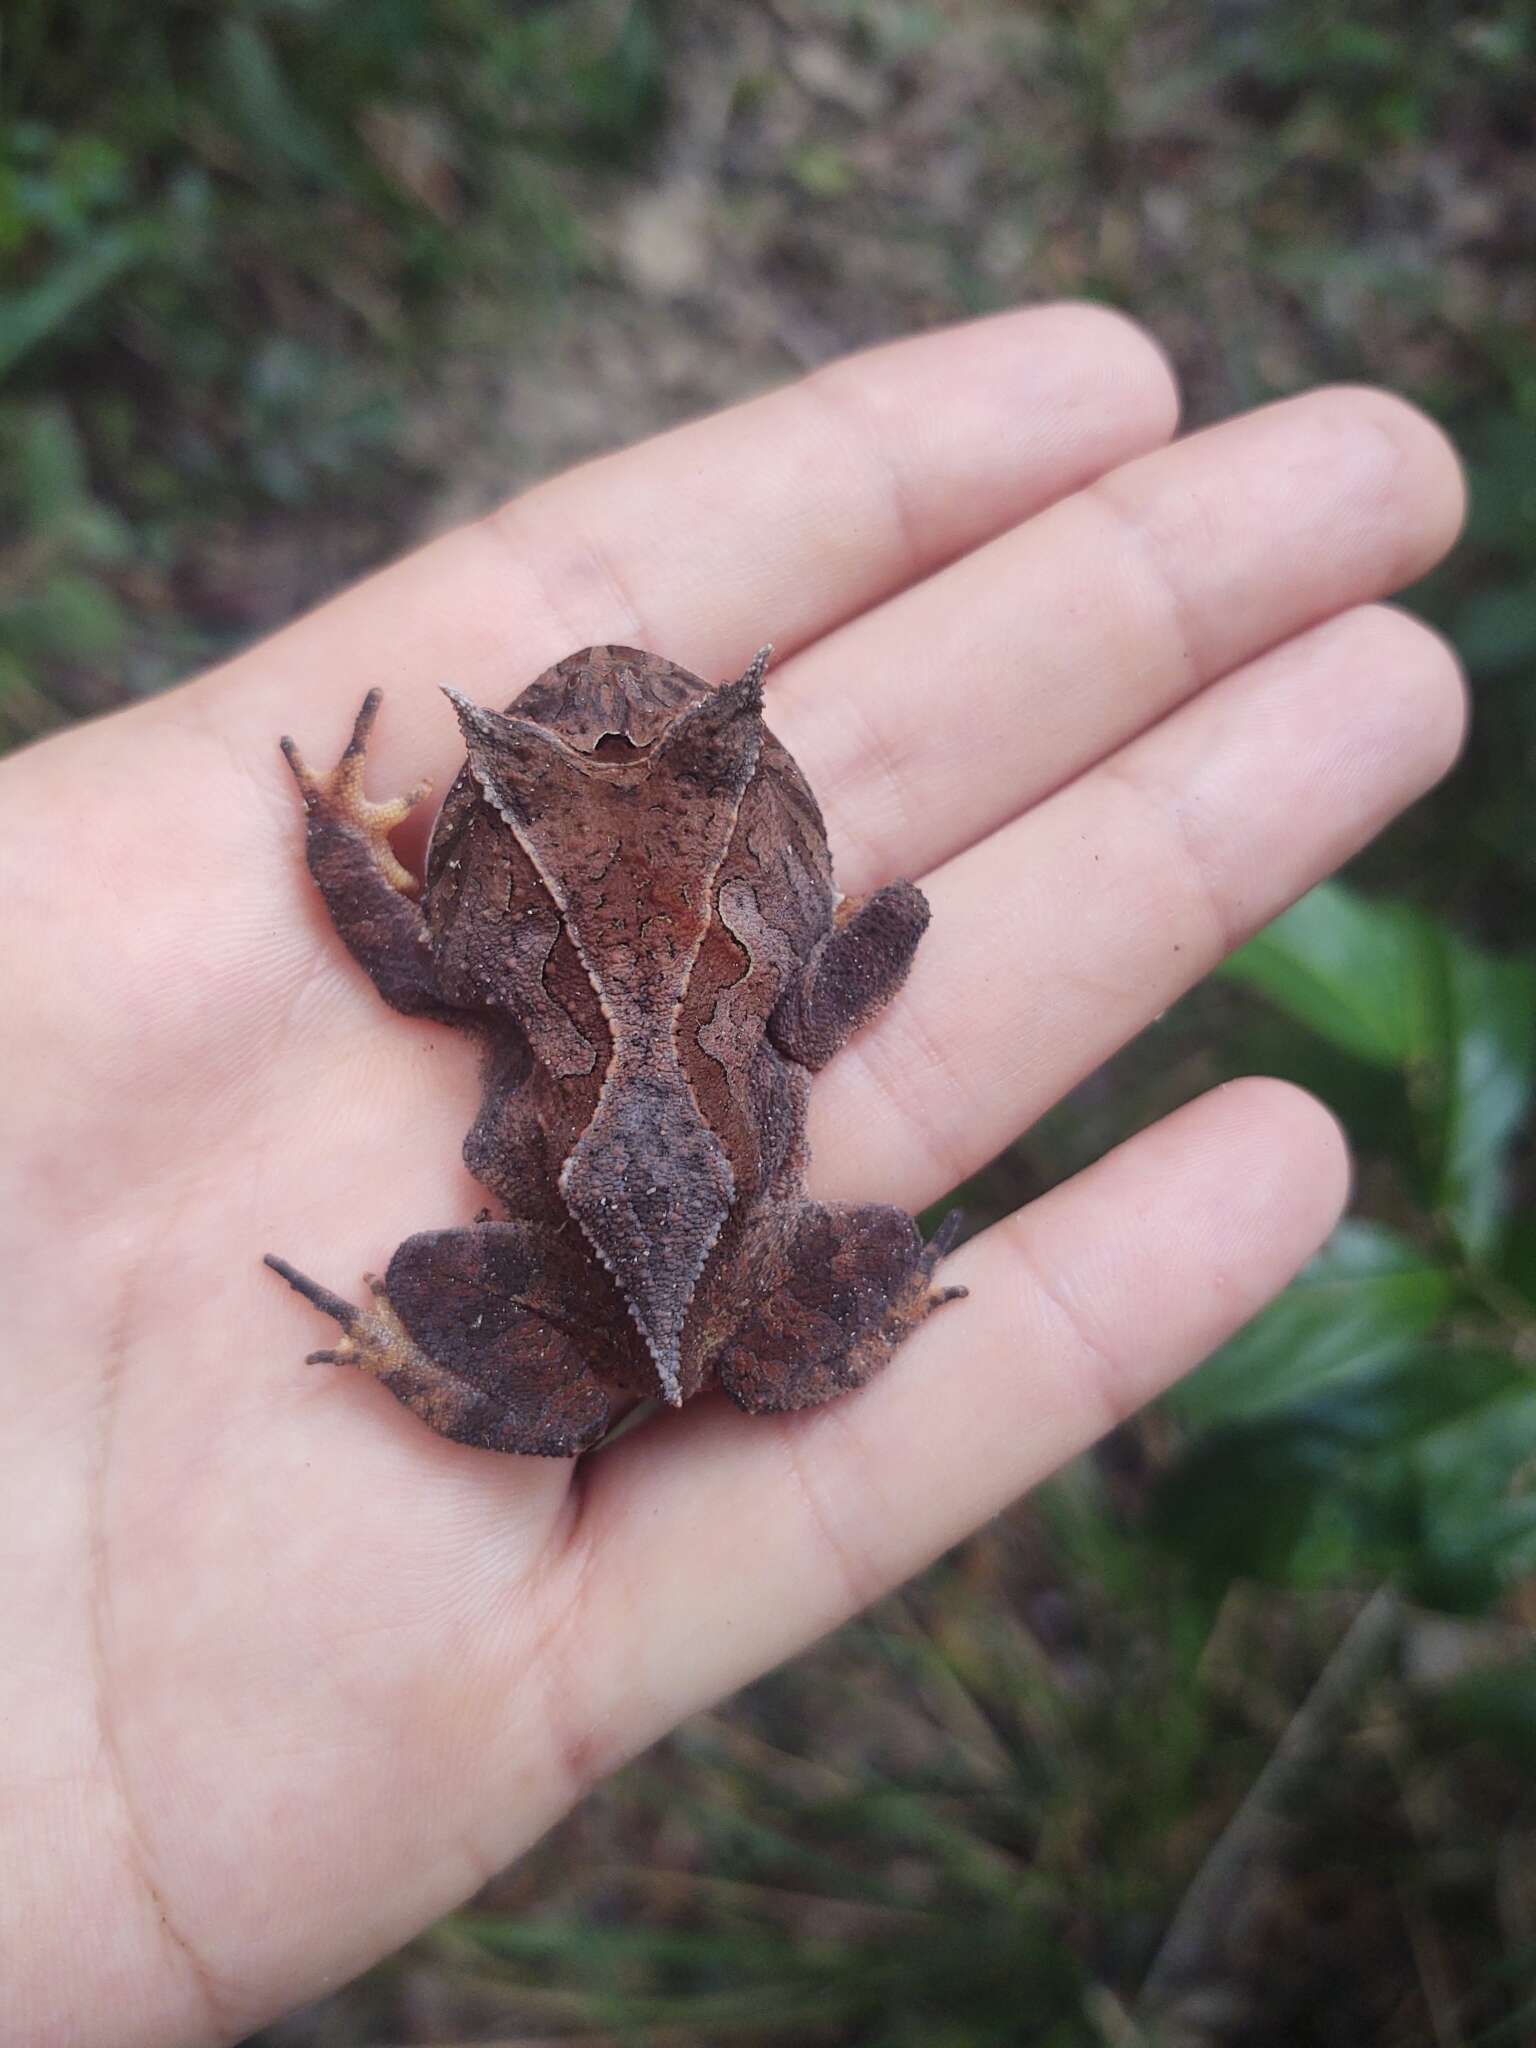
[0,0,662,736]
[6,0,1536,2042]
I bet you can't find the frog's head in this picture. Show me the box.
[501,644,769,760]
[443,645,770,813]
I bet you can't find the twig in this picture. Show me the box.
[1400,1887,1464,2048]
[1086,1984,1153,2046]
[1139,1586,1407,2026]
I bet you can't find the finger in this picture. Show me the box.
[768,387,1465,894]
[544,1078,1347,1786]
[810,602,1465,1207]
[179,305,1179,782]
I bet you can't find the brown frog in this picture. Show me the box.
[266,645,964,1456]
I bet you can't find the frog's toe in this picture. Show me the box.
[918,1208,969,1311]
[278,689,430,898]
[717,1199,966,1416]
[265,1253,419,1375]
[265,1232,615,1458]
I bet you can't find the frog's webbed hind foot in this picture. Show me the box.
[717,1201,967,1417]
[264,1255,421,1372]
[279,688,431,900]
[918,1207,969,1314]
[265,1226,613,1458]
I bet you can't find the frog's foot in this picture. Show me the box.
[265,1228,614,1458]
[278,688,430,898]
[768,879,931,1072]
[263,1256,420,1373]
[917,1207,969,1314]
[717,1201,967,1416]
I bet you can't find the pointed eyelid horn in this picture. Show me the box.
[736,644,773,695]
[442,684,508,744]
[442,686,579,781]
[646,647,771,762]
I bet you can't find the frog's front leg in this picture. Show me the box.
[280,689,453,1021]
[715,1202,966,1415]
[265,1221,616,1457]
[767,880,931,1072]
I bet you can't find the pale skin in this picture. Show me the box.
[1,305,1466,2046]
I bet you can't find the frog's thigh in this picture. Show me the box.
[716,1201,946,1416]
[379,1223,612,1457]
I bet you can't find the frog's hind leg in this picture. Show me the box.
[265,1221,613,1457]
[715,1203,966,1416]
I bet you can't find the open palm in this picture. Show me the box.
[2,307,1465,2047]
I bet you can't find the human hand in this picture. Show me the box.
[1,306,1465,2046]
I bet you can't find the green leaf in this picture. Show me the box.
[1170,1221,1457,1429]
[1424,934,1536,1257]
[1431,1657,1536,1770]
[1156,1345,1530,1601]
[1225,883,1536,1256]
[1497,1211,1536,1310]
[1313,1343,1526,1446]
[1151,1416,1368,1590]
[0,228,145,380]
[212,21,348,190]
[1398,1386,1536,1611]
[1454,577,1536,679]
[1459,416,1536,559]
[3,570,126,663]
[9,398,90,524]
[1223,882,1423,1067]
[1220,1007,1413,1170]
